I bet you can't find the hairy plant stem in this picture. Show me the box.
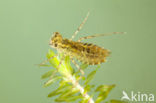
[66,74,94,103]
[54,54,94,103]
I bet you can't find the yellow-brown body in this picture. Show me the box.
[49,32,110,65]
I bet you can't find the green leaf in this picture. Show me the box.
[48,83,70,97]
[64,56,73,74]
[41,70,56,79]
[84,84,95,93]
[60,89,79,97]
[53,85,81,102]
[55,98,67,102]
[65,95,82,102]
[46,49,59,68]
[44,76,61,87]
[85,70,97,85]
[55,95,82,102]
[95,84,115,103]
[80,64,88,70]
[48,81,74,97]
[95,84,115,92]
[48,89,62,97]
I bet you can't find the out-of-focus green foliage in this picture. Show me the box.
[95,84,115,103]
[39,50,127,103]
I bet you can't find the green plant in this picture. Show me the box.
[40,49,126,103]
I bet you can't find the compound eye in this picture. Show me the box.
[54,43,57,47]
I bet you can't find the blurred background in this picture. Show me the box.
[0,0,156,103]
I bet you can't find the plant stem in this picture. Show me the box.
[67,74,94,103]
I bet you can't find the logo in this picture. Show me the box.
[121,91,154,102]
